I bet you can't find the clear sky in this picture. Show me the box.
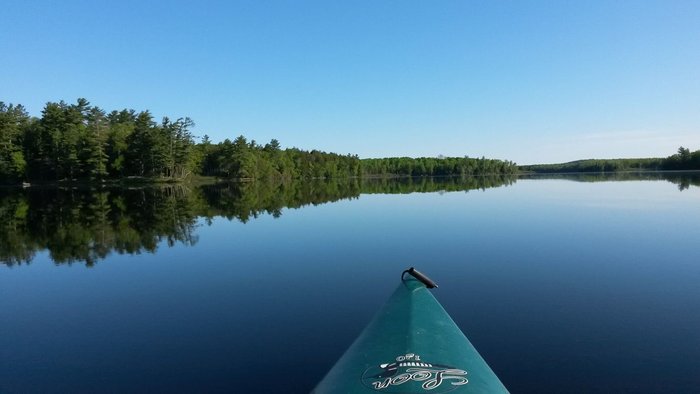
[2,1,699,164]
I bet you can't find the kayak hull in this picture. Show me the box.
[313,278,508,393]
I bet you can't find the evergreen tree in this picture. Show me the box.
[0,102,29,182]
[125,111,157,176]
[81,106,109,179]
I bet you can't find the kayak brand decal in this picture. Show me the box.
[361,353,468,392]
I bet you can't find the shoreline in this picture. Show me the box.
[3,169,700,189]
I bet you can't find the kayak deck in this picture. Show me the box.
[313,273,508,393]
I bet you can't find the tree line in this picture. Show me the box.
[1,99,518,184]
[361,156,518,177]
[198,135,361,180]
[663,147,700,170]
[520,147,700,173]
[520,158,663,173]
[0,99,197,182]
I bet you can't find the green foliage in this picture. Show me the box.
[361,156,518,177]
[521,158,665,173]
[81,106,109,180]
[662,146,700,170]
[2,99,199,183]
[3,98,520,184]
[105,114,135,177]
[0,102,30,182]
[521,147,700,174]
[200,137,363,180]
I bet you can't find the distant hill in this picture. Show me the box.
[520,147,700,173]
[520,158,664,173]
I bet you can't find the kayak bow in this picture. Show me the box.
[313,268,508,393]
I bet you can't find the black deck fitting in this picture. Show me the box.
[401,267,438,288]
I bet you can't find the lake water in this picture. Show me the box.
[2,174,700,393]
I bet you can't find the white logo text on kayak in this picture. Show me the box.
[361,353,468,392]
[371,368,468,390]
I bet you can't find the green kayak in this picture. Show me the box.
[312,268,509,393]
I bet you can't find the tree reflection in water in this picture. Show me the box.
[3,172,695,266]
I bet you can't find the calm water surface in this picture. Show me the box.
[2,174,700,393]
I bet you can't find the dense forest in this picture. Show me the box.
[0,99,360,183]
[663,147,700,170]
[521,147,700,173]
[362,157,518,177]
[1,99,518,184]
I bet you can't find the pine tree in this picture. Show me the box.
[0,102,29,182]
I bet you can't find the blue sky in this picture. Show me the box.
[2,1,699,164]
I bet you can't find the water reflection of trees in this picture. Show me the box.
[359,175,516,194]
[1,176,515,266]
[1,186,201,266]
[519,171,700,191]
[665,174,700,191]
[198,179,362,223]
[3,173,696,267]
